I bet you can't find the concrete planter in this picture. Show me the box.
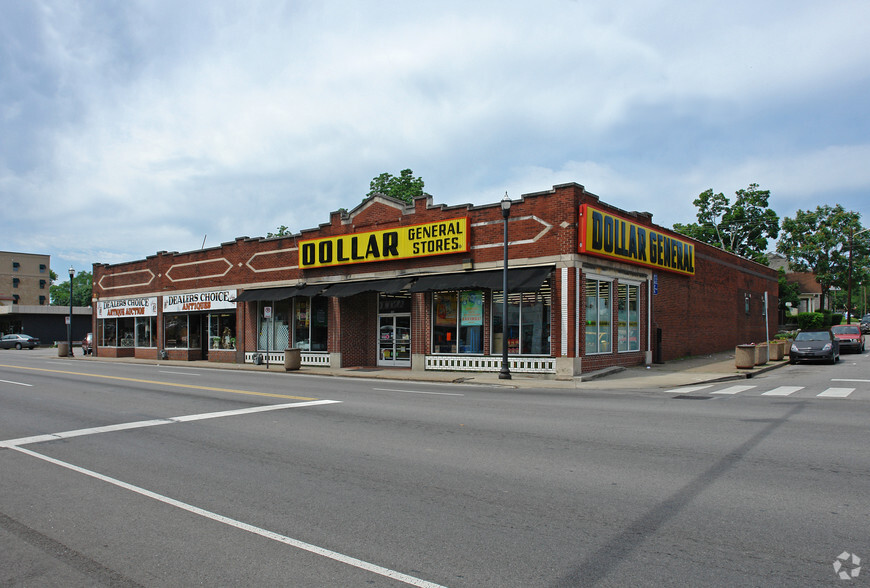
[768,341,784,361]
[754,344,769,366]
[284,348,301,371]
[735,344,756,369]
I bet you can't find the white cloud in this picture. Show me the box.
[2,0,869,274]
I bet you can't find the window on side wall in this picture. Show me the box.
[585,279,612,354]
[617,283,640,352]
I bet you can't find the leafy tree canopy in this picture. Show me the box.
[776,204,868,310]
[266,225,291,238]
[50,270,93,307]
[672,183,779,264]
[366,169,425,204]
[777,268,801,311]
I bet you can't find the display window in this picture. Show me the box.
[97,318,135,347]
[99,319,117,347]
[585,278,612,354]
[208,313,236,350]
[136,316,156,348]
[293,296,328,351]
[617,283,640,352]
[492,281,551,355]
[164,314,202,349]
[433,290,484,354]
[257,297,328,352]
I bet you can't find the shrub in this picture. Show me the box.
[796,312,826,331]
[830,313,843,326]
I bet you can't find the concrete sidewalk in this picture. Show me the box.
[52,347,790,391]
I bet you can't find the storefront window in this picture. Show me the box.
[492,283,551,355]
[164,315,188,349]
[617,284,640,352]
[433,292,459,353]
[208,313,236,350]
[433,291,485,354]
[310,296,328,351]
[135,316,155,348]
[100,319,117,347]
[293,298,310,351]
[586,279,612,354]
[258,300,290,351]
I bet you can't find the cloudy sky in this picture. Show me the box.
[3,1,869,280]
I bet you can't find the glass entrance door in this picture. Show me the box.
[378,314,411,367]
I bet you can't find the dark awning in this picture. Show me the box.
[409,266,552,293]
[232,286,298,302]
[292,284,327,297]
[232,283,329,302]
[323,277,414,298]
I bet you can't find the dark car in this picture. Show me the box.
[81,332,94,355]
[831,324,864,353]
[860,314,870,334]
[0,333,40,350]
[789,329,840,364]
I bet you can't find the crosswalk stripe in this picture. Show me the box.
[817,387,854,398]
[762,386,804,396]
[667,384,713,394]
[711,385,756,395]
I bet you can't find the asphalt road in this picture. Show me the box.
[1,349,868,586]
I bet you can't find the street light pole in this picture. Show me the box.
[847,227,870,324]
[499,193,512,380]
[68,266,75,357]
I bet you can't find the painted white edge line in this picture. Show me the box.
[10,445,445,588]
[0,400,341,449]
[0,379,33,387]
[373,388,464,396]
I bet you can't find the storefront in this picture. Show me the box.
[92,182,778,376]
[95,297,158,358]
[161,289,237,361]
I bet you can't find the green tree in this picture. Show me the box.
[777,268,801,313]
[266,225,291,238]
[776,205,868,311]
[366,169,425,204]
[50,270,93,307]
[673,183,779,264]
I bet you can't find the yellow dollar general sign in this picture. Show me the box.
[579,204,695,275]
[299,218,469,269]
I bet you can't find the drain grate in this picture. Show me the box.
[672,394,713,400]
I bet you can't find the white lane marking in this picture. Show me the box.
[762,386,804,396]
[0,379,32,387]
[666,384,713,394]
[711,385,755,395]
[10,446,446,588]
[832,378,870,383]
[373,388,464,397]
[0,400,341,448]
[817,387,854,398]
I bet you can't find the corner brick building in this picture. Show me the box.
[91,183,778,377]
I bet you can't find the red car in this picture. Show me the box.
[830,325,865,353]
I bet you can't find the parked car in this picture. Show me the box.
[789,329,840,364]
[0,333,40,350]
[81,332,94,355]
[831,324,864,354]
[860,314,870,334]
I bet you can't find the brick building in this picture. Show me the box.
[91,183,778,377]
